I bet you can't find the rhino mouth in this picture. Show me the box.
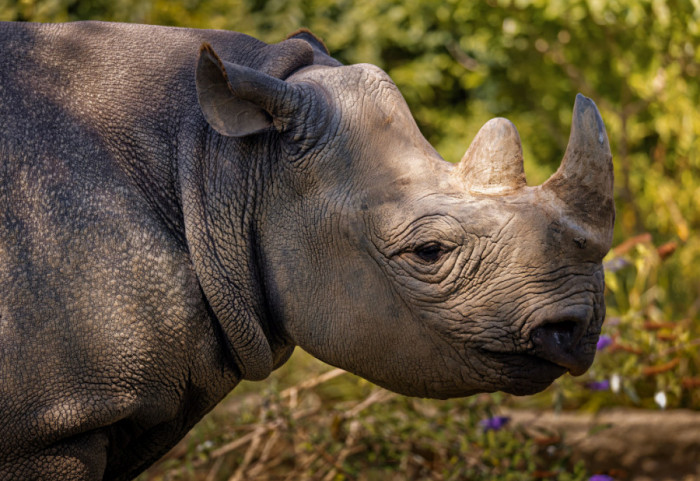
[478,332,595,395]
[479,350,569,395]
[486,350,569,376]
[529,335,595,376]
[478,311,596,379]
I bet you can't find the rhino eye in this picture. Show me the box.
[413,242,447,263]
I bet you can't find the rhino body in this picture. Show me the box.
[0,21,614,480]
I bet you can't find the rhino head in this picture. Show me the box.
[196,44,614,398]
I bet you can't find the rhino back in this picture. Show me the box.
[0,21,268,230]
[0,21,269,479]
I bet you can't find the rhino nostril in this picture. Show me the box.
[532,319,580,350]
[529,311,594,376]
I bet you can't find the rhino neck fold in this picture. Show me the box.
[178,128,292,381]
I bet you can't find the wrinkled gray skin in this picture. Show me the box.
[0,21,614,480]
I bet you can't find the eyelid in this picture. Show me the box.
[412,243,449,263]
[394,239,456,258]
[378,215,465,257]
[416,241,457,255]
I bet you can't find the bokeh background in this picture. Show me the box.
[2,1,698,479]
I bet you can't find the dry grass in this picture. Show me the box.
[139,352,586,481]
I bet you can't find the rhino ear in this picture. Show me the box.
[196,43,298,137]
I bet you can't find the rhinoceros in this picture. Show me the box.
[0,20,614,480]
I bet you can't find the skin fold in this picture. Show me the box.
[0,21,613,480]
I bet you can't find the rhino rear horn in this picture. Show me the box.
[196,43,300,137]
[457,118,527,195]
[543,94,614,241]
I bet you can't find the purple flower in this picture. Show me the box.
[589,475,615,481]
[603,257,630,272]
[587,380,610,391]
[479,416,510,431]
[596,335,613,350]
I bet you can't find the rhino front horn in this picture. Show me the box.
[457,117,527,195]
[543,94,614,239]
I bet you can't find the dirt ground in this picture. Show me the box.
[506,408,700,481]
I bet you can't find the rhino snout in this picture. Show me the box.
[529,306,594,376]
